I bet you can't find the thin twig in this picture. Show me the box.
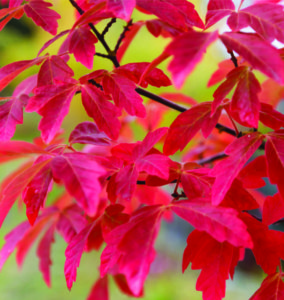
[228,50,238,68]
[114,19,133,53]
[102,18,117,37]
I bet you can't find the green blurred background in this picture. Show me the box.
[0,0,267,299]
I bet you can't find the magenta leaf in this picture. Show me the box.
[102,73,146,118]
[227,3,284,43]
[65,223,95,290]
[37,55,74,87]
[69,121,111,146]
[210,132,265,206]
[171,200,252,248]
[100,205,164,296]
[205,0,235,29]
[219,32,284,84]
[87,276,109,300]
[68,26,98,69]
[36,225,55,287]
[24,0,60,35]
[0,56,46,92]
[51,153,106,216]
[107,0,135,21]
[22,157,52,225]
[165,30,218,88]
[0,96,25,141]
[0,158,52,228]
[163,102,221,155]
[259,102,284,130]
[81,84,121,140]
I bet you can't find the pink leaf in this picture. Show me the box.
[165,30,218,88]
[87,276,109,300]
[102,73,146,118]
[0,158,52,228]
[51,153,106,216]
[227,3,284,43]
[24,0,60,35]
[64,223,94,290]
[69,27,98,69]
[219,32,284,84]
[0,56,45,92]
[22,157,52,225]
[259,102,284,130]
[81,84,121,140]
[263,193,284,226]
[0,96,25,141]
[171,200,252,248]
[107,0,135,21]
[163,102,221,155]
[100,205,164,296]
[205,0,235,29]
[210,132,265,205]
[69,121,111,146]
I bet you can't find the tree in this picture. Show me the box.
[0,0,284,299]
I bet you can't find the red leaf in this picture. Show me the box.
[205,0,235,29]
[163,102,221,155]
[219,32,284,84]
[265,131,284,198]
[0,96,25,141]
[250,273,284,300]
[0,221,31,270]
[171,200,252,248]
[102,73,146,118]
[22,157,53,225]
[259,102,284,130]
[263,193,284,225]
[229,69,261,127]
[81,84,121,140]
[0,56,45,92]
[87,276,109,300]
[51,153,106,216]
[69,121,111,146]
[227,3,284,43]
[24,0,60,35]
[165,30,218,88]
[64,223,95,290]
[0,158,52,228]
[37,55,74,87]
[210,132,265,205]
[100,205,164,296]
[136,0,204,31]
[68,27,98,69]
[107,0,135,21]
[183,230,241,300]
[36,225,55,287]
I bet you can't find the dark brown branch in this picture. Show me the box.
[228,50,238,68]
[114,19,133,53]
[102,18,117,36]
[196,152,228,165]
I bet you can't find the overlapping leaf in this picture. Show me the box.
[210,132,265,205]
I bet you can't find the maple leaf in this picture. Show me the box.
[163,102,221,155]
[165,30,218,88]
[51,152,106,216]
[183,230,241,300]
[100,205,164,296]
[69,121,111,146]
[170,200,252,248]
[23,0,60,35]
[210,132,265,206]
[263,193,284,225]
[68,26,98,69]
[219,32,284,84]
[0,158,52,228]
[87,276,109,300]
[36,225,55,287]
[205,0,235,29]
[102,73,146,118]
[227,3,284,43]
[81,84,121,140]
[265,130,284,199]
[64,223,96,290]
[250,273,284,300]
[259,102,284,129]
